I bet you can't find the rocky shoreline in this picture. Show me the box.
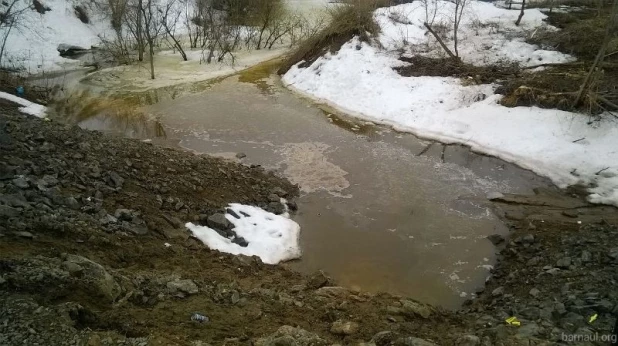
[1,101,617,346]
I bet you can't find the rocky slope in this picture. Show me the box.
[1,100,617,346]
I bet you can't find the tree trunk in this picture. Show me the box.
[515,0,526,26]
[453,2,460,57]
[165,26,187,61]
[149,42,155,79]
[137,0,144,61]
[574,0,618,106]
[424,22,457,60]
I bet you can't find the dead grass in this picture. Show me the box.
[497,63,618,113]
[396,56,520,84]
[277,1,381,74]
[508,6,618,113]
[0,70,50,104]
[529,11,618,60]
[397,5,618,114]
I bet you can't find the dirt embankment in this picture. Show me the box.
[1,102,617,346]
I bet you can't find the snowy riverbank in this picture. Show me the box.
[283,1,618,206]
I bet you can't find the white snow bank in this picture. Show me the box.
[375,1,573,66]
[186,204,301,265]
[0,92,47,118]
[283,36,618,206]
[3,0,110,73]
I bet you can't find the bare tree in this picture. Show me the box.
[137,0,145,61]
[183,0,202,48]
[0,0,31,67]
[122,0,146,61]
[515,0,526,26]
[421,0,439,26]
[574,0,618,107]
[253,0,285,50]
[452,0,468,58]
[96,0,132,63]
[140,0,163,79]
[162,0,187,61]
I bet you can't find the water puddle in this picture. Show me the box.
[56,63,555,309]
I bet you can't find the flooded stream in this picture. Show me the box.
[55,63,554,309]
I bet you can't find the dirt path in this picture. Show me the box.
[1,102,617,345]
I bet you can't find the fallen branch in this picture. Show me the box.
[594,94,618,111]
[521,62,585,70]
[522,62,618,70]
[595,167,610,175]
[604,50,618,59]
[423,22,458,61]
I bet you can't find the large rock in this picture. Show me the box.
[515,322,542,338]
[456,335,480,346]
[207,213,233,231]
[255,326,328,346]
[63,254,122,303]
[167,279,199,295]
[394,337,438,346]
[109,171,125,188]
[400,299,432,319]
[307,270,330,289]
[0,205,20,218]
[371,331,397,346]
[57,44,89,57]
[315,286,350,299]
[330,320,359,335]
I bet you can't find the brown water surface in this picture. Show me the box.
[63,69,554,308]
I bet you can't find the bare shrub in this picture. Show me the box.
[279,0,381,74]
[0,0,31,67]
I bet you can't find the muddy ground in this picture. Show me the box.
[1,100,618,346]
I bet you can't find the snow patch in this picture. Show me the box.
[0,92,47,118]
[186,204,301,265]
[283,2,618,206]
[375,1,573,67]
[3,0,111,73]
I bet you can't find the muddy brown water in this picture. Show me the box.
[57,68,555,309]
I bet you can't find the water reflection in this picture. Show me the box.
[50,90,167,139]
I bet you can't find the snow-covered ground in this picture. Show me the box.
[186,203,301,265]
[0,92,47,118]
[283,1,618,206]
[81,48,287,92]
[376,1,573,66]
[2,0,110,73]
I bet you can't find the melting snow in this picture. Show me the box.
[0,92,47,118]
[186,203,301,265]
[283,1,618,206]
